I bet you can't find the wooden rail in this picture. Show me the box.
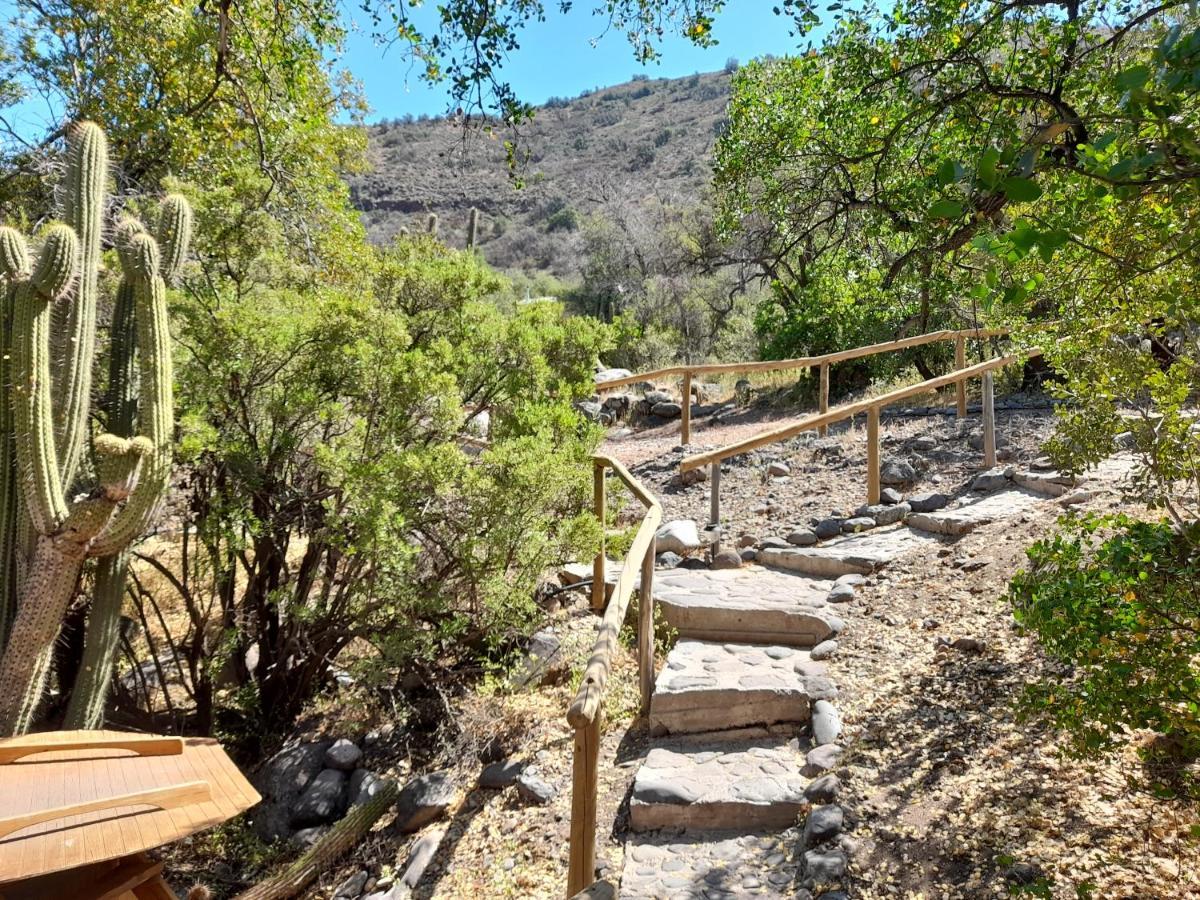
[596,327,1009,444]
[683,350,1041,522]
[566,455,662,897]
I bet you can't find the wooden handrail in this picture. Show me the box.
[566,454,662,896]
[681,351,1038,472]
[593,327,1009,393]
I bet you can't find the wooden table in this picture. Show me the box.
[0,730,260,899]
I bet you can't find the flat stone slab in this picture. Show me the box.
[630,739,808,832]
[650,641,818,735]
[908,488,1045,536]
[621,830,802,898]
[759,525,939,576]
[652,567,841,647]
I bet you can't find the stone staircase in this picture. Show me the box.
[617,463,1121,898]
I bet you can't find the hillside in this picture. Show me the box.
[348,70,732,276]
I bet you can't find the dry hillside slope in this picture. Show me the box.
[348,70,732,276]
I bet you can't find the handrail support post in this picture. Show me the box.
[681,371,692,445]
[638,536,655,715]
[955,335,967,417]
[567,712,601,895]
[709,461,720,530]
[867,404,881,505]
[818,363,829,437]
[982,372,996,467]
[592,460,606,610]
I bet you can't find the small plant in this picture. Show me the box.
[1009,513,1200,793]
[630,145,656,171]
[546,206,580,233]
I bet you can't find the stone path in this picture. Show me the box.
[617,459,1112,898]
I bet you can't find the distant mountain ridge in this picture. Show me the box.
[347,69,732,276]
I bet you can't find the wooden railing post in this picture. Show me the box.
[637,536,655,715]
[955,335,967,417]
[867,404,881,505]
[567,712,601,895]
[592,460,606,610]
[818,362,829,436]
[709,461,721,528]
[681,370,692,445]
[982,371,996,467]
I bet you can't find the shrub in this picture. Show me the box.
[653,128,672,147]
[630,144,656,171]
[546,206,580,232]
[1009,514,1200,785]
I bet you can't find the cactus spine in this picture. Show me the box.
[0,122,189,735]
[466,207,479,249]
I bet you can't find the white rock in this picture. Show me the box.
[656,519,701,555]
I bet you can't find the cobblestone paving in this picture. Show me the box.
[620,830,804,899]
[758,524,941,576]
[653,567,841,646]
[908,487,1046,535]
[650,640,826,735]
[630,739,808,832]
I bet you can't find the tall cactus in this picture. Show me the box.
[426,212,439,236]
[466,207,479,249]
[0,122,189,735]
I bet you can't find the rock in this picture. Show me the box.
[678,557,708,570]
[334,871,370,899]
[290,825,330,850]
[968,431,1010,450]
[835,573,865,588]
[810,640,838,661]
[853,502,909,527]
[767,461,790,477]
[907,492,948,513]
[758,536,791,550]
[651,401,683,419]
[947,636,987,653]
[814,518,843,540]
[1059,489,1094,507]
[675,466,708,487]
[879,460,916,485]
[511,628,565,687]
[804,804,845,847]
[1113,430,1136,450]
[349,769,389,808]
[395,771,455,833]
[644,389,673,405]
[801,674,839,702]
[961,559,987,572]
[1003,862,1046,886]
[401,828,447,889]
[802,744,842,777]
[656,519,701,555]
[826,583,855,604]
[480,759,525,789]
[971,466,1012,492]
[595,367,632,384]
[803,849,847,884]
[250,740,331,841]
[739,548,758,563]
[711,549,743,570]
[736,534,758,548]
[574,400,602,421]
[292,769,348,827]
[516,769,557,804]
[879,487,904,504]
[734,378,753,401]
[656,551,683,568]
[324,739,362,772]
[811,700,842,746]
[910,436,937,452]
[805,774,841,804]
[787,529,818,546]
[841,516,875,533]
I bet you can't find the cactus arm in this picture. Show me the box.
[54,121,106,488]
[155,194,192,285]
[427,212,439,235]
[90,237,173,557]
[0,282,18,647]
[0,227,30,278]
[467,206,478,249]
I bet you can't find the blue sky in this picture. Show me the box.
[2,2,816,132]
[338,3,813,121]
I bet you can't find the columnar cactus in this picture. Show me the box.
[0,122,189,735]
[466,207,479,249]
[426,212,439,236]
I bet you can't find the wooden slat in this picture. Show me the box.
[0,736,182,766]
[818,362,829,437]
[680,351,1039,472]
[955,335,967,416]
[0,782,210,841]
[591,460,607,611]
[867,405,881,505]
[637,537,655,716]
[92,854,163,900]
[566,714,601,896]
[982,371,996,467]
[681,371,692,445]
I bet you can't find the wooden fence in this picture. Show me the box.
[595,327,1009,445]
[565,455,662,896]
[682,350,1042,525]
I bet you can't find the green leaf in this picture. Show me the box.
[1002,176,1042,203]
[977,147,1001,188]
[928,199,964,219]
[1115,64,1151,92]
[936,159,960,186]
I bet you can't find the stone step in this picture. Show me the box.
[649,640,832,736]
[621,830,803,898]
[630,739,808,832]
[758,524,939,576]
[651,567,842,647]
[907,488,1045,536]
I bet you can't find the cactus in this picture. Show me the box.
[426,212,439,235]
[0,122,189,735]
[466,207,479,249]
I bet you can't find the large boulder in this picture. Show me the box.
[511,628,566,688]
[291,768,349,827]
[656,519,701,555]
[250,740,331,841]
[595,367,632,385]
[395,771,456,833]
[651,401,683,419]
[879,459,917,485]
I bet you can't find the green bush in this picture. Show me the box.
[546,206,580,233]
[1009,514,1200,783]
